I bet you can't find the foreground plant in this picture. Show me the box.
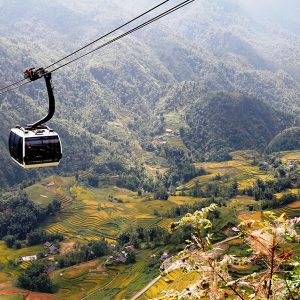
[162,206,300,299]
[239,213,300,299]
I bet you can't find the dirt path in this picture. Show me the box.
[130,275,162,300]
[130,234,241,300]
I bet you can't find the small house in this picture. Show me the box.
[21,255,37,262]
[44,241,52,248]
[48,245,59,255]
[160,252,169,262]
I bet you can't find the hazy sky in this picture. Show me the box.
[237,0,299,22]
[232,0,300,34]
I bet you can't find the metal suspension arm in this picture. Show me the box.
[30,72,55,129]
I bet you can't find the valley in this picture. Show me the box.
[0,1,300,299]
[0,150,299,299]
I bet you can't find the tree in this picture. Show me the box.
[3,235,16,248]
[168,205,300,299]
[126,251,136,264]
[154,185,169,200]
[87,175,99,188]
[90,240,108,257]
[14,240,22,249]
[17,263,54,293]
[191,180,201,197]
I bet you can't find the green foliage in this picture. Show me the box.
[3,235,16,248]
[285,265,300,298]
[46,199,61,215]
[0,0,299,191]
[243,176,300,209]
[181,92,292,161]
[266,127,300,153]
[0,193,61,240]
[117,224,193,250]
[27,230,63,246]
[87,175,99,188]
[58,240,109,269]
[165,198,222,218]
[126,251,136,264]
[17,263,54,293]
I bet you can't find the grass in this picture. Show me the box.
[52,249,161,300]
[140,268,200,300]
[280,151,300,162]
[0,242,43,275]
[25,183,56,206]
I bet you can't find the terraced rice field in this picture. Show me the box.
[139,268,200,299]
[168,195,206,205]
[53,249,160,300]
[53,260,112,300]
[156,218,177,231]
[0,242,43,274]
[275,188,300,198]
[238,211,262,221]
[41,185,177,242]
[281,151,300,162]
[191,153,273,192]
[273,204,300,218]
[228,196,258,213]
[19,261,31,270]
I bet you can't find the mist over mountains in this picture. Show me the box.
[0,0,299,188]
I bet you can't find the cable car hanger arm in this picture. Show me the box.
[25,68,55,129]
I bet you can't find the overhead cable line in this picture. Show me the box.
[0,0,195,96]
[45,0,171,70]
[49,0,194,74]
[0,78,27,92]
[0,0,172,94]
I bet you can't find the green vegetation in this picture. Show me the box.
[267,127,300,153]
[0,150,298,299]
[17,263,54,293]
[181,92,292,161]
[145,206,300,299]
[1,1,300,191]
[58,240,109,269]
[26,230,63,246]
[0,0,300,298]
[0,192,61,240]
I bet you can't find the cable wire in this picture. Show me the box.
[0,0,195,96]
[49,0,194,73]
[0,80,31,96]
[0,78,27,92]
[0,0,171,93]
[45,0,171,69]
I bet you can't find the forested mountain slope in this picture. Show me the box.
[0,0,300,188]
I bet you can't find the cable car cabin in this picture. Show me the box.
[9,126,62,168]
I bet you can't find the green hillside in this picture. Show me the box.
[179,91,292,161]
[0,0,300,189]
[266,127,300,153]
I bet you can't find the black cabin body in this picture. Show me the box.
[9,126,62,168]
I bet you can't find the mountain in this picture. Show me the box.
[266,127,300,153]
[179,91,292,160]
[0,0,300,188]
